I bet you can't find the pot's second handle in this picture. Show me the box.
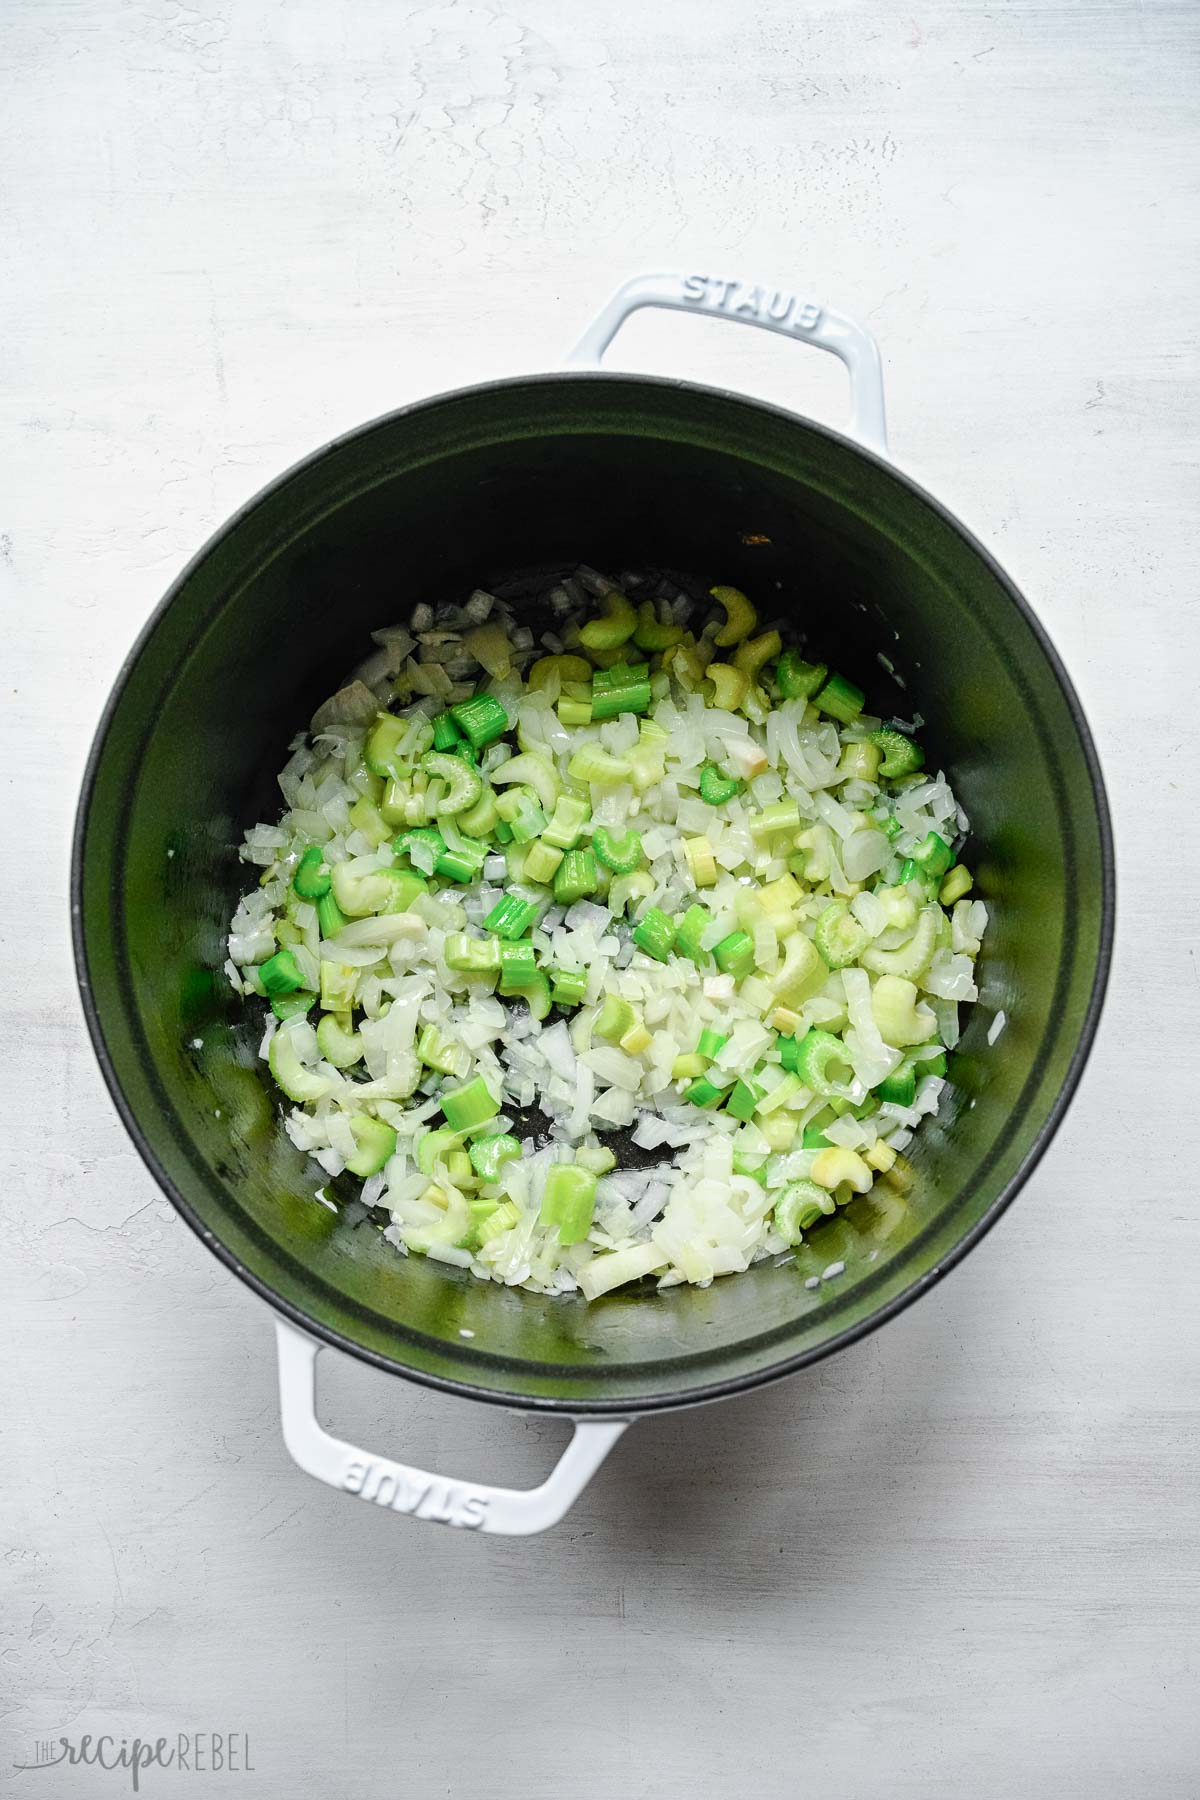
[275,1319,629,1535]
[567,270,888,454]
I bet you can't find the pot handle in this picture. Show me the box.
[274,1318,630,1535]
[567,270,888,454]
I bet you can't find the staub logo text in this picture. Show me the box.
[342,1458,488,1528]
[681,273,822,333]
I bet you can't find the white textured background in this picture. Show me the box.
[3,2,1198,1795]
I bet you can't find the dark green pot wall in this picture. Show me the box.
[73,375,1113,1412]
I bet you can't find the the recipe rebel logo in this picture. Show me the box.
[12,1732,255,1790]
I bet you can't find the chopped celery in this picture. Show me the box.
[348,796,392,847]
[497,941,537,989]
[542,795,591,850]
[877,1065,916,1107]
[319,961,358,1014]
[706,662,749,711]
[528,652,592,691]
[266,1030,323,1110]
[485,893,542,940]
[558,696,593,727]
[458,790,499,838]
[871,975,933,1047]
[507,969,552,1019]
[591,663,652,720]
[909,831,954,881]
[449,694,509,749]
[553,848,598,905]
[444,933,502,973]
[713,930,755,979]
[774,1181,835,1244]
[608,870,655,915]
[595,994,637,1041]
[364,712,408,775]
[684,1077,724,1108]
[521,840,563,887]
[791,1029,855,1098]
[316,892,348,939]
[772,932,826,1008]
[550,968,588,1007]
[441,1077,500,1133]
[710,584,757,647]
[476,1199,521,1244]
[592,825,642,872]
[775,650,827,700]
[632,907,674,962]
[567,744,630,786]
[759,1108,798,1152]
[315,1013,363,1067]
[393,825,442,863]
[750,800,801,839]
[862,907,939,980]
[732,629,781,685]
[423,751,483,816]
[814,900,870,969]
[403,1184,472,1251]
[271,991,315,1022]
[870,727,924,779]
[259,949,306,996]
[837,741,881,784]
[579,590,636,650]
[810,1146,873,1193]
[292,846,330,899]
[814,673,865,724]
[469,1133,522,1182]
[432,711,463,750]
[417,1024,469,1078]
[939,865,973,905]
[491,752,561,812]
[335,860,420,918]
[726,1077,763,1122]
[345,1115,397,1178]
[698,763,742,805]
[436,842,485,883]
[633,600,683,651]
[446,1149,476,1187]
[417,1127,463,1175]
[674,904,714,964]
[682,835,718,888]
[539,1163,598,1244]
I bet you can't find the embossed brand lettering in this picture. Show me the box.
[681,274,822,334]
[341,1459,489,1528]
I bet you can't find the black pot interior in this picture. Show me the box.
[74,375,1112,1411]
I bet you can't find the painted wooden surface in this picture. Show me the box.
[2,1,1197,1794]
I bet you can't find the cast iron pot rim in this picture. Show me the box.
[71,369,1116,1416]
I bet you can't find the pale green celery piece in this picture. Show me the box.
[490,752,561,811]
[862,906,939,979]
[268,1024,333,1103]
[315,1014,363,1068]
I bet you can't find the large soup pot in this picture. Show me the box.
[73,273,1113,1533]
